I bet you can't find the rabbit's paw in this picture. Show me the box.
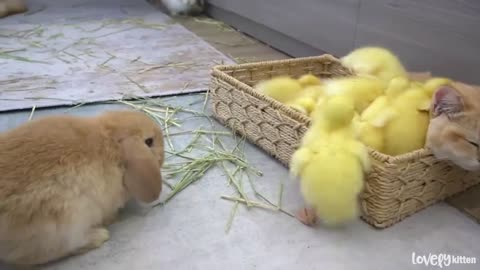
[74,228,110,255]
[88,227,110,248]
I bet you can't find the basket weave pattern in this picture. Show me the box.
[209,54,480,228]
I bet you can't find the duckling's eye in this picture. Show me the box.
[145,138,154,147]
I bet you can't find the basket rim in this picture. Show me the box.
[212,54,342,71]
[211,60,314,126]
[368,147,433,163]
[210,54,435,163]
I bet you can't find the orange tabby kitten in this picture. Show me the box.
[426,82,480,171]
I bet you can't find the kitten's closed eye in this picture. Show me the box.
[470,141,480,162]
[467,140,479,148]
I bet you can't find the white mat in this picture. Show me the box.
[0,0,234,112]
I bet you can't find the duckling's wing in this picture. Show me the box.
[371,108,397,128]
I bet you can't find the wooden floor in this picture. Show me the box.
[173,15,290,64]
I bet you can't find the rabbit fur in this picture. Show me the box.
[0,110,164,266]
[0,0,27,18]
[149,0,205,16]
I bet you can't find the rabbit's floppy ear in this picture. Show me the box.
[120,136,162,203]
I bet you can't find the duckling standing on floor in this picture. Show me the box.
[290,95,371,227]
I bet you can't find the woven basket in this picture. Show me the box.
[209,54,480,228]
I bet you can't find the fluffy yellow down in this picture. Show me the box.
[254,75,324,115]
[353,112,385,153]
[341,46,407,81]
[286,85,325,115]
[298,74,322,87]
[383,84,431,156]
[352,76,410,152]
[290,95,370,226]
[254,46,441,159]
[254,76,303,103]
[323,76,387,113]
[423,77,452,98]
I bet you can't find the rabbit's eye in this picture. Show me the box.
[145,138,154,147]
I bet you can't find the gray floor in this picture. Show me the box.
[0,94,479,270]
[0,1,479,270]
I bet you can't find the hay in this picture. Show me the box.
[99,94,290,231]
[233,57,258,64]
[225,201,239,233]
[48,33,64,40]
[122,75,151,93]
[28,106,36,121]
[138,62,197,74]
[0,50,49,64]
[193,17,235,32]
[220,196,278,211]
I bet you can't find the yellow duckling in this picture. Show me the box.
[290,95,370,227]
[423,77,452,98]
[341,46,407,81]
[286,85,325,115]
[323,76,387,113]
[298,73,322,87]
[254,76,303,104]
[353,114,385,153]
[383,84,431,156]
[353,76,411,152]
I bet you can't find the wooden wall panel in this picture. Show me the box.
[208,0,359,56]
[354,0,480,84]
[207,0,480,84]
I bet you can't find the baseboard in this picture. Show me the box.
[205,4,330,59]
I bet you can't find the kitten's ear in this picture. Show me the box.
[432,86,464,118]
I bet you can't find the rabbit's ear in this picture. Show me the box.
[121,137,162,203]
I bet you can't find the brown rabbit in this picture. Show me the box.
[426,82,480,171]
[0,110,164,267]
[0,0,27,18]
